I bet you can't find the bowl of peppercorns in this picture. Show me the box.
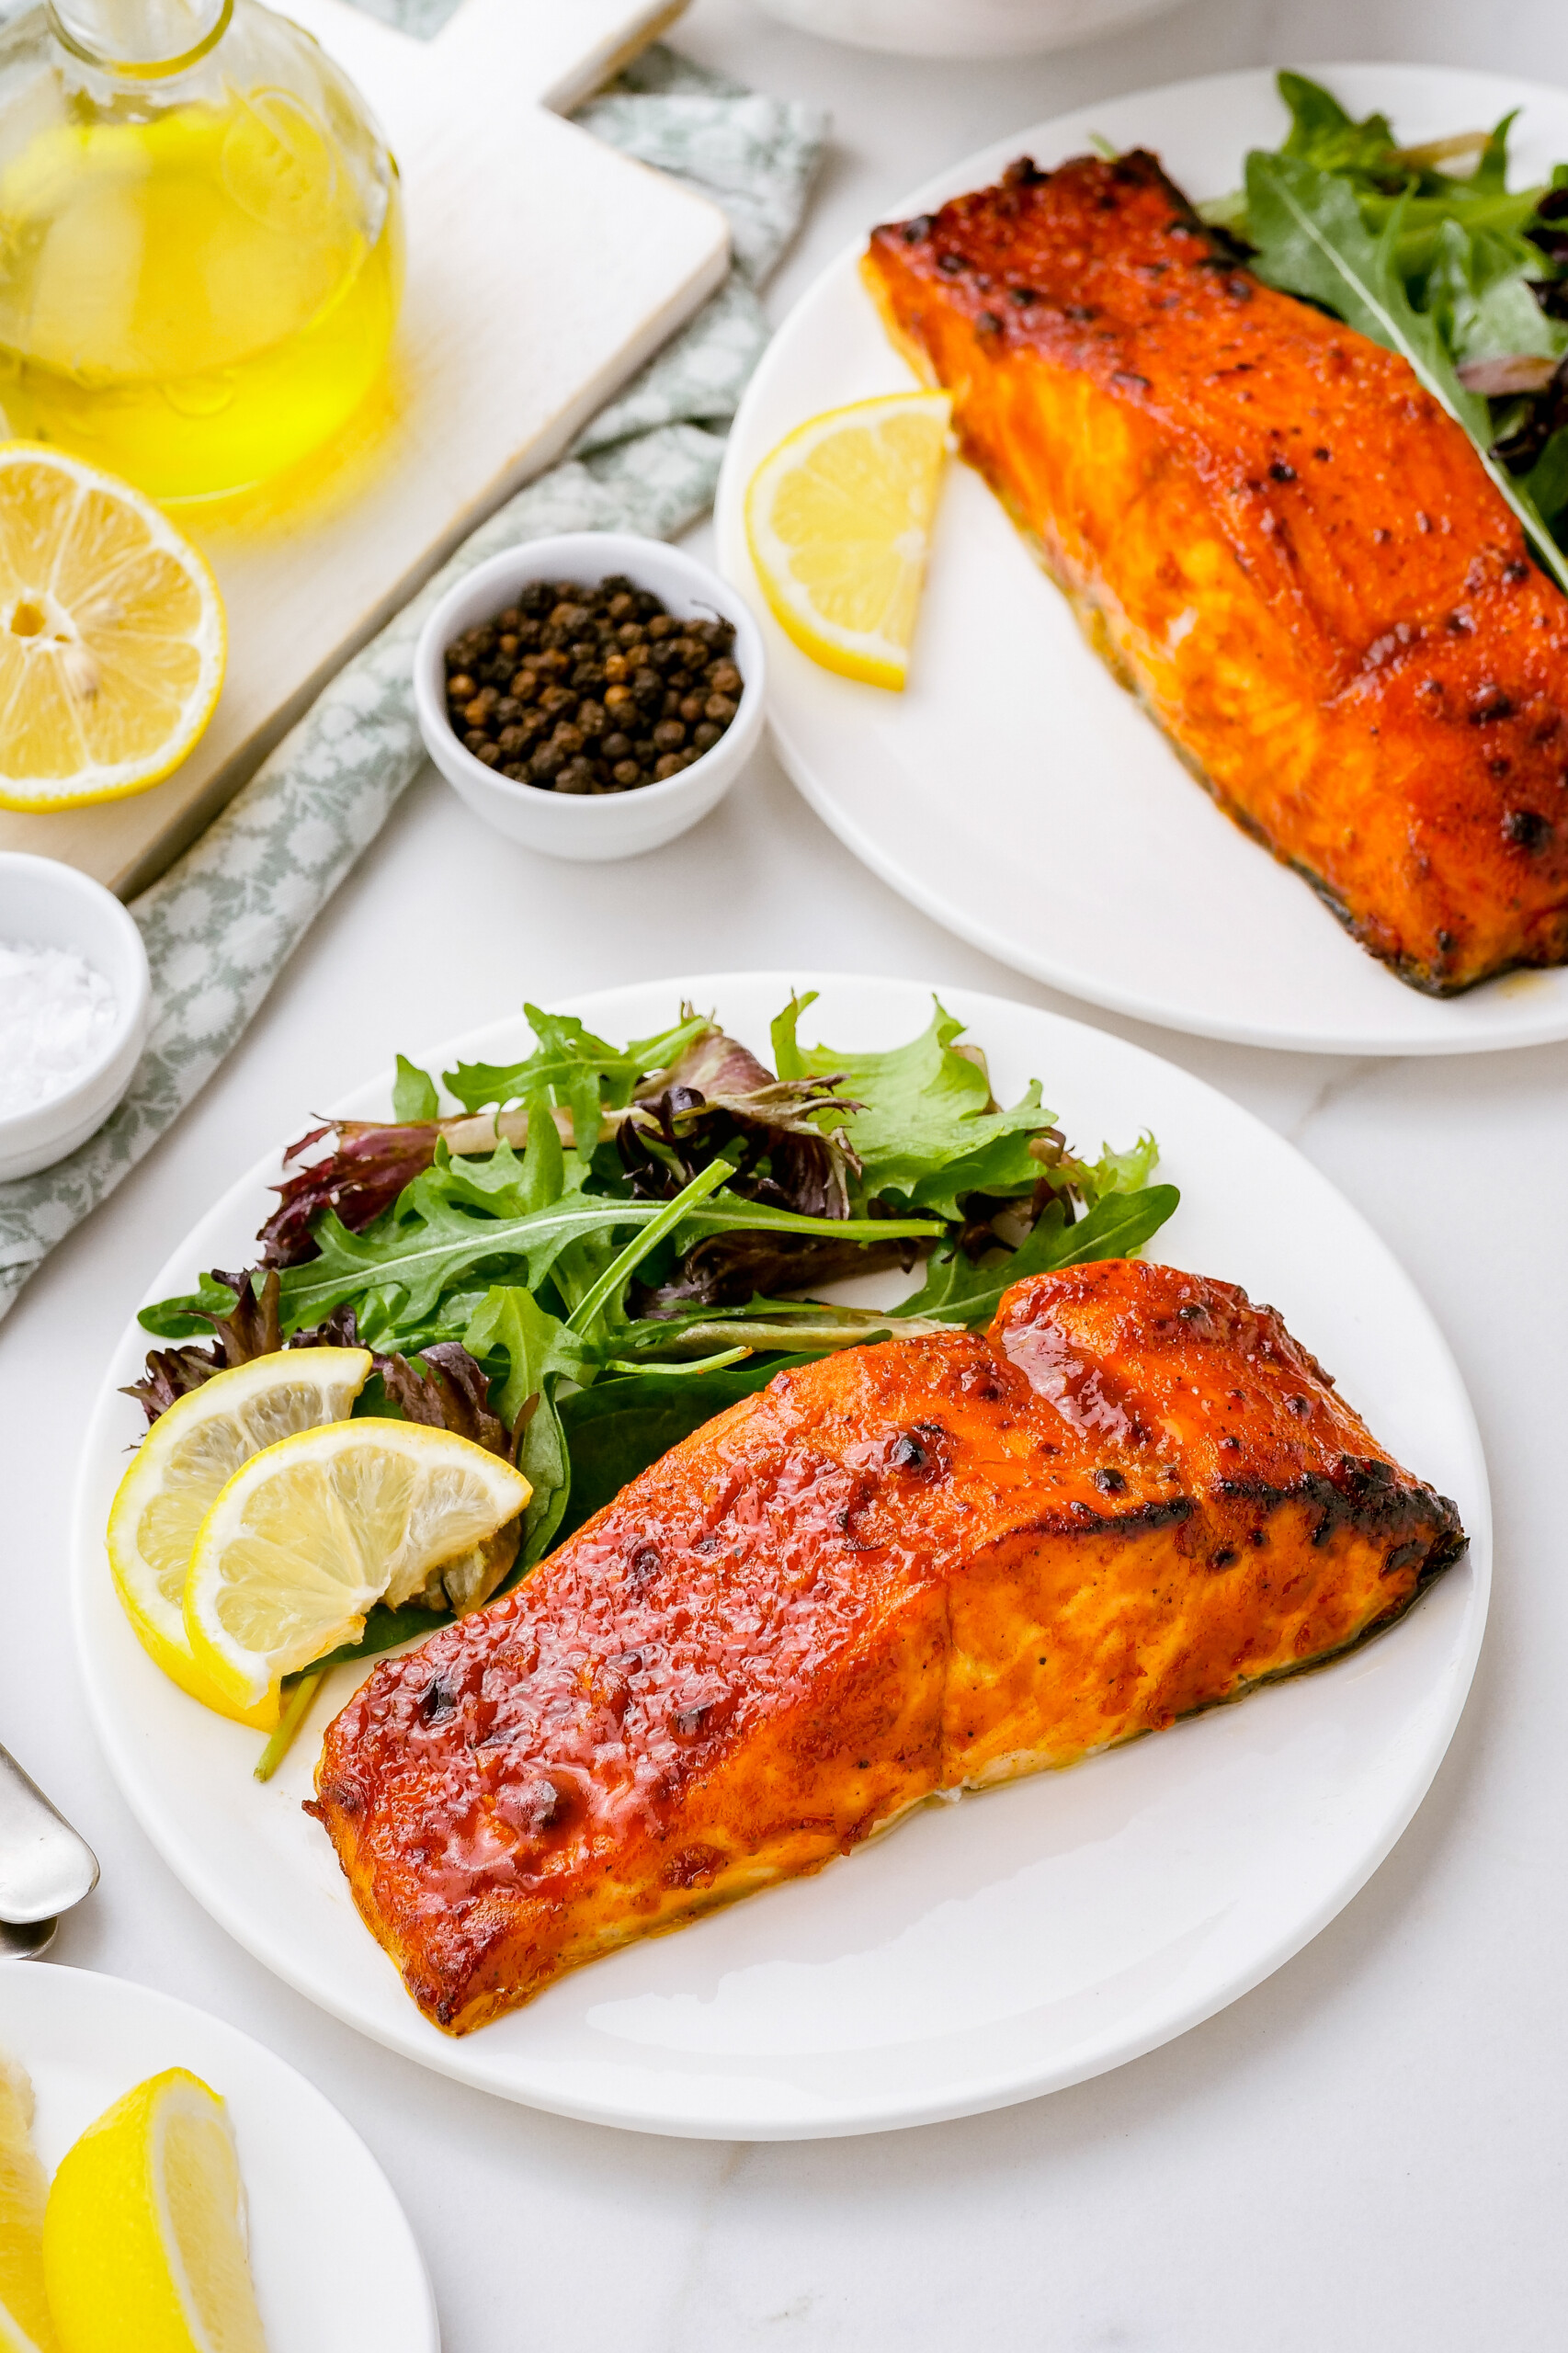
[414,532,766,861]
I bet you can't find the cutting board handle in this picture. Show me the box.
[282,0,687,119]
[436,0,688,109]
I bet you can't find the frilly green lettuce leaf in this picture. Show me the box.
[770,993,1056,1217]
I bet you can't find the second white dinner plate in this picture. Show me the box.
[0,1963,437,2349]
[715,64,1568,1054]
[72,975,1489,2137]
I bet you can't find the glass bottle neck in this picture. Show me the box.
[47,0,233,75]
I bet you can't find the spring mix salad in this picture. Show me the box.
[131,995,1176,1674]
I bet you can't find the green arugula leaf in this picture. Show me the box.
[275,1182,939,1344]
[610,1297,931,1363]
[1244,150,1568,592]
[436,1093,565,1220]
[443,1006,707,1130]
[392,1055,438,1122]
[464,1285,591,1424]
[1277,70,1396,178]
[892,1183,1180,1329]
[138,1270,241,1339]
[564,1158,734,1338]
[463,1286,588,1564]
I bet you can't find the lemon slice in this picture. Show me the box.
[0,444,226,811]
[183,1422,531,1724]
[42,2068,267,2353]
[744,391,951,690]
[0,2054,57,2353]
[108,1347,373,1726]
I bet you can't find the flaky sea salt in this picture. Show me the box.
[0,939,119,1120]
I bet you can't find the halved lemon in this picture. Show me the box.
[108,1347,373,1726]
[183,1422,531,1725]
[0,2054,56,2353]
[42,2069,266,2353]
[0,444,226,810]
[744,391,952,690]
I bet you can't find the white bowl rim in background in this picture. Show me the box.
[752,0,1182,57]
[413,532,767,864]
[0,850,151,1181]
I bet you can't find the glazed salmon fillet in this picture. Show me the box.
[311,1259,1463,2032]
[861,150,1568,994]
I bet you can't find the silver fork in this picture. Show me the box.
[0,1743,98,1958]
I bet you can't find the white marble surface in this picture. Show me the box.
[6,1,1568,2344]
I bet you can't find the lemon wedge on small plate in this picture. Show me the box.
[43,2068,266,2353]
[183,1422,531,1726]
[0,444,226,811]
[744,390,951,689]
[108,1347,373,1725]
[0,2054,56,2353]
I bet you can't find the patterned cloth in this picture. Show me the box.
[0,41,824,1323]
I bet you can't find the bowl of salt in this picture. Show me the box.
[0,854,151,1182]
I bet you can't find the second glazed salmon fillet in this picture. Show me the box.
[862,150,1568,995]
[312,1259,1463,2032]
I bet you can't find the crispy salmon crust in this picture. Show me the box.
[862,149,1568,994]
[311,1259,1464,2033]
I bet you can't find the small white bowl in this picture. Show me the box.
[0,853,151,1182]
[755,0,1181,54]
[413,532,766,862]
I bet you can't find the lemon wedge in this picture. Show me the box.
[0,2054,56,2353]
[108,1347,373,1725]
[0,444,226,811]
[183,1422,531,1724]
[42,2068,267,2353]
[744,391,951,689]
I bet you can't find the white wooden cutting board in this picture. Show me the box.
[0,0,730,895]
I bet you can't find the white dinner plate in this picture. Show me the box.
[0,1962,437,2347]
[715,65,1568,1055]
[72,975,1490,2138]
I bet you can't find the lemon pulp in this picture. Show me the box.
[0,2055,56,2353]
[107,1347,372,1722]
[745,391,952,689]
[42,2069,267,2353]
[0,444,227,806]
[183,1420,531,1722]
[0,95,404,503]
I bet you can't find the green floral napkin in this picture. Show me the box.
[0,43,824,1324]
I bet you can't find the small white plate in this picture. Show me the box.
[72,975,1489,2138]
[0,1963,437,2349]
[715,65,1568,1055]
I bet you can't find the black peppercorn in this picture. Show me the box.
[445,574,744,797]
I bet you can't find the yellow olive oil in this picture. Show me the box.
[0,89,403,503]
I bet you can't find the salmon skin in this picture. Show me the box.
[311,1259,1464,2034]
[862,150,1568,995]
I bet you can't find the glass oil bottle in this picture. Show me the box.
[0,0,404,501]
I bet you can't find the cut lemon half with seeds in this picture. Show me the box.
[42,2068,267,2353]
[0,2053,57,2353]
[744,390,951,690]
[108,1347,373,1726]
[183,1422,531,1724]
[0,444,226,811]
